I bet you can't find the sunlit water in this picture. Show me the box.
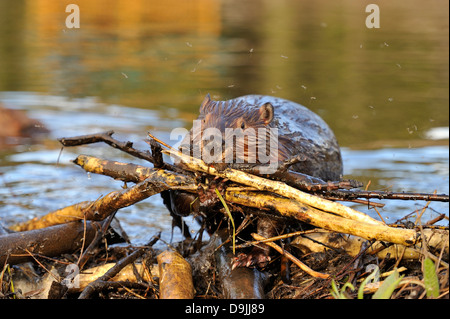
[0,92,187,246]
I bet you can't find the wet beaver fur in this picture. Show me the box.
[162,94,343,268]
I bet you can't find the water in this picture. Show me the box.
[0,0,448,245]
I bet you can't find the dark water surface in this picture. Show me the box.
[0,0,448,245]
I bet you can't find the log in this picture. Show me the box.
[157,250,194,299]
[0,221,97,266]
[213,230,267,299]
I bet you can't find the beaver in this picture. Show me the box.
[0,105,49,149]
[162,94,343,268]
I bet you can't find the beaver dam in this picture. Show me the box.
[0,130,448,300]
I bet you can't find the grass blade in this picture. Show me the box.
[423,257,440,298]
[215,188,236,255]
[372,269,403,299]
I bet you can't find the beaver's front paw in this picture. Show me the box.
[231,247,271,270]
[198,177,227,207]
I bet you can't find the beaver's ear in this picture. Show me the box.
[199,94,212,113]
[259,102,274,125]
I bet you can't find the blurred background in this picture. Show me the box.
[0,0,448,245]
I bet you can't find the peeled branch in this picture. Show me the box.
[63,154,432,248]
[227,190,418,246]
[290,229,448,262]
[69,262,158,293]
[157,250,195,299]
[163,147,383,226]
[10,166,196,232]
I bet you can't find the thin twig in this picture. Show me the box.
[252,233,329,279]
[235,229,324,249]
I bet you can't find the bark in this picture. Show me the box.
[0,221,98,266]
[157,250,194,299]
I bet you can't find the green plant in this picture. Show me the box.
[357,266,380,299]
[215,188,236,255]
[330,279,356,299]
[423,257,440,298]
[372,269,404,299]
[331,267,405,299]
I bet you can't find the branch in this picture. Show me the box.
[228,190,418,246]
[162,146,384,226]
[59,131,154,162]
[290,229,449,262]
[78,247,147,299]
[328,189,449,202]
[66,154,428,246]
[10,165,196,232]
[59,132,448,203]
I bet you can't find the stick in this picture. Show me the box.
[329,189,449,202]
[59,131,154,163]
[291,229,448,260]
[78,247,147,299]
[68,262,159,293]
[61,132,448,203]
[162,147,383,226]
[10,167,196,232]
[229,190,418,246]
[73,155,156,182]
[69,154,420,246]
[251,233,329,279]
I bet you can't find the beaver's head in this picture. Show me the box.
[179,94,283,173]
[198,94,274,132]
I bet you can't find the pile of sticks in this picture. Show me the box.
[1,130,448,298]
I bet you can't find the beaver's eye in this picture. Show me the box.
[237,118,246,130]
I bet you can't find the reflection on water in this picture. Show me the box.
[0,0,448,144]
[0,0,448,242]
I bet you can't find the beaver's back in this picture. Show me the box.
[227,95,342,181]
